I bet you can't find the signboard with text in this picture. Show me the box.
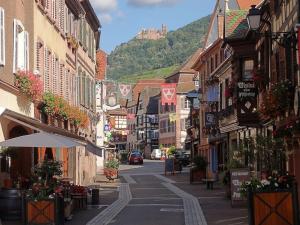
[205,112,217,128]
[237,81,259,126]
[230,168,250,207]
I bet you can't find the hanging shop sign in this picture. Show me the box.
[104,124,110,132]
[118,84,132,100]
[205,112,217,128]
[237,81,259,126]
[161,83,177,106]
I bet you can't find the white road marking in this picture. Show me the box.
[160,208,185,212]
[121,174,137,184]
[86,183,132,225]
[215,216,248,224]
[128,203,183,207]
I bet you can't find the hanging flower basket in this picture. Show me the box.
[66,34,79,50]
[15,70,43,101]
[259,80,294,119]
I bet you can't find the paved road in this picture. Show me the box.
[88,159,206,225]
[119,159,165,175]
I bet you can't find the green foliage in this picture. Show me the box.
[105,159,120,169]
[34,160,63,182]
[193,155,208,170]
[107,15,210,81]
[167,146,176,155]
[118,65,179,83]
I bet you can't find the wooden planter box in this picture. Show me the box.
[190,167,206,183]
[248,185,299,225]
[23,196,64,225]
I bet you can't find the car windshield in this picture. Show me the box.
[131,153,141,157]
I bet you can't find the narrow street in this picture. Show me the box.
[86,160,247,225]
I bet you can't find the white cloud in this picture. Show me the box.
[99,13,113,24]
[91,0,122,24]
[90,0,118,13]
[128,0,180,7]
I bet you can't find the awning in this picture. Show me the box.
[0,132,84,148]
[0,108,102,156]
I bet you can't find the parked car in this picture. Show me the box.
[128,152,144,165]
[175,151,191,167]
[151,149,162,160]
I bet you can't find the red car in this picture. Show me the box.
[128,152,143,165]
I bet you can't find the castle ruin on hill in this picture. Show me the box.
[136,24,167,40]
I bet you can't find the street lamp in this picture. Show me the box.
[247,5,297,43]
[247,5,261,31]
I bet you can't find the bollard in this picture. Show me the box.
[91,189,100,205]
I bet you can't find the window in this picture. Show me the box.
[242,59,254,80]
[184,97,190,109]
[13,19,29,73]
[0,8,5,65]
[53,56,59,95]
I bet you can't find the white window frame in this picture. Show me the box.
[0,7,5,65]
[13,19,29,73]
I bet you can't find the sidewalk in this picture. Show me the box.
[165,172,248,225]
[2,176,120,225]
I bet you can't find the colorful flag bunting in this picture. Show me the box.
[161,83,177,105]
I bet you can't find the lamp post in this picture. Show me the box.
[247,5,298,45]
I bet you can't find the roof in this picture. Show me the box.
[107,107,127,116]
[225,10,249,40]
[236,0,262,9]
[176,82,195,93]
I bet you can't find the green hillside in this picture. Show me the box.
[118,65,179,84]
[107,15,210,81]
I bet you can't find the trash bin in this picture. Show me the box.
[91,189,99,205]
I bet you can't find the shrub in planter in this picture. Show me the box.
[104,159,119,181]
[241,173,299,225]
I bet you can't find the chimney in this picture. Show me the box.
[225,0,229,11]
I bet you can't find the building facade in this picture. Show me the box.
[0,0,101,186]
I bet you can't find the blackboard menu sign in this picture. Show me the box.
[165,159,174,175]
[230,168,250,207]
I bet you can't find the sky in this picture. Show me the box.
[90,0,215,53]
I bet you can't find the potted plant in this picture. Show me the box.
[190,155,208,183]
[241,172,299,225]
[24,160,64,225]
[103,159,119,181]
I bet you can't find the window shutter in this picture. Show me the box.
[59,63,64,97]
[48,51,53,92]
[36,40,44,75]
[0,8,5,65]
[64,6,68,34]
[65,69,70,102]
[44,48,50,91]
[60,0,64,32]
[13,19,18,73]
[24,31,29,71]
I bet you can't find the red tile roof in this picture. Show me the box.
[225,10,249,40]
[237,0,262,10]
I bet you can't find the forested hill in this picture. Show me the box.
[107,15,210,81]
